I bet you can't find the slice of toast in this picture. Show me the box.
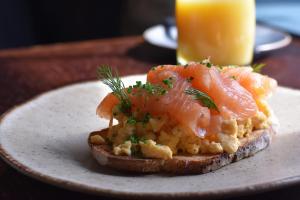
[88,127,275,174]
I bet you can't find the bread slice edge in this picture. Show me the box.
[88,127,275,174]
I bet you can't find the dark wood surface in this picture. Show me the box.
[0,36,300,200]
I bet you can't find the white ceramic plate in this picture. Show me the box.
[1,75,300,199]
[143,24,292,54]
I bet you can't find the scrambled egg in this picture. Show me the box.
[99,106,271,160]
[113,141,132,156]
[217,133,240,154]
[139,140,172,159]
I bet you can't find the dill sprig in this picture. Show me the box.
[131,81,167,96]
[128,134,139,144]
[126,116,137,125]
[162,77,173,89]
[200,57,212,68]
[97,65,131,113]
[185,88,219,112]
[128,134,146,144]
[252,63,266,73]
[145,83,167,95]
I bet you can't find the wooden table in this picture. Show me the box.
[0,36,300,200]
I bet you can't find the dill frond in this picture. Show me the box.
[185,88,219,111]
[97,65,131,113]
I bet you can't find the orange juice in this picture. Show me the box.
[176,0,255,65]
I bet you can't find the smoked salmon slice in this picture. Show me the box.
[97,62,276,138]
[221,66,277,99]
[148,63,258,120]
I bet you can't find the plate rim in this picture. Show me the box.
[1,80,300,199]
[143,24,292,53]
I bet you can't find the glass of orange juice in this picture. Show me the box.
[176,0,255,65]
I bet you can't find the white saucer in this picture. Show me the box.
[143,24,292,54]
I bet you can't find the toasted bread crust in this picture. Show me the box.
[88,127,275,174]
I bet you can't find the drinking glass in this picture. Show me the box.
[176,0,256,65]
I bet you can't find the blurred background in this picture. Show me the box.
[0,0,299,49]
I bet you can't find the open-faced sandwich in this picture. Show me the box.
[88,60,278,174]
